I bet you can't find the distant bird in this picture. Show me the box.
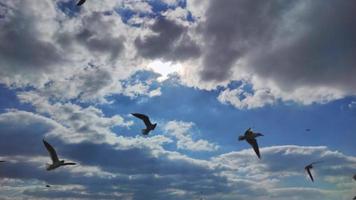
[43,139,76,171]
[46,184,51,188]
[305,128,311,132]
[76,0,86,6]
[238,128,264,159]
[131,113,157,135]
[305,161,323,182]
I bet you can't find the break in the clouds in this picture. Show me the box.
[0,0,355,199]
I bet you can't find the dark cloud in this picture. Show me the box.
[135,17,200,61]
[0,2,64,75]
[198,0,356,94]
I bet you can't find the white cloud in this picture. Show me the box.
[164,121,219,152]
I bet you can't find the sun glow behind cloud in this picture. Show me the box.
[147,60,182,82]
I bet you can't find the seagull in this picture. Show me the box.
[43,139,76,171]
[76,0,86,6]
[131,113,157,135]
[305,161,323,182]
[238,128,264,159]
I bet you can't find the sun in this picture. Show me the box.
[147,60,182,82]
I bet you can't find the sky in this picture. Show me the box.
[0,0,355,199]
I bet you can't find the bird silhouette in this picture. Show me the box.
[305,128,311,132]
[46,184,51,188]
[77,0,86,6]
[43,139,76,171]
[305,161,323,182]
[238,128,264,159]
[131,113,157,135]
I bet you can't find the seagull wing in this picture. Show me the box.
[132,113,152,128]
[246,138,261,159]
[63,162,76,166]
[77,0,86,6]
[306,168,314,182]
[43,139,59,163]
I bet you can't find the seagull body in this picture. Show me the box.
[238,128,263,159]
[131,113,157,135]
[43,139,76,171]
[77,0,86,6]
[305,161,323,182]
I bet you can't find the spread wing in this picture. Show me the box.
[306,168,314,182]
[246,138,261,159]
[132,113,152,128]
[63,162,76,166]
[43,139,59,163]
[77,0,86,6]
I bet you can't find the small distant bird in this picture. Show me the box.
[46,184,51,188]
[131,113,157,135]
[238,128,264,159]
[305,161,323,182]
[305,129,311,132]
[43,139,76,171]
[76,0,86,6]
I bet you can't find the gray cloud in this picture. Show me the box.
[198,0,356,95]
[0,1,64,83]
[135,17,200,61]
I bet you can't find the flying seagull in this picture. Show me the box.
[43,139,76,171]
[238,128,264,159]
[131,113,157,135]
[77,0,86,6]
[305,161,323,182]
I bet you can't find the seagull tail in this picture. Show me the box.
[141,129,150,135]
[152,123,157,130]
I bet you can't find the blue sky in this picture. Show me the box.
[0,0,355,200]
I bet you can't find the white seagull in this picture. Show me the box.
[43,139,76,171]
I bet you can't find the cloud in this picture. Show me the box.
[218,84,276,109]
[134,17,200,61]
[177,0,356,107]
[163,121,219,152]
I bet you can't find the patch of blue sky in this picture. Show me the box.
[0,84,36,114]
[56,0,81,18]
[103,76,356,157]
